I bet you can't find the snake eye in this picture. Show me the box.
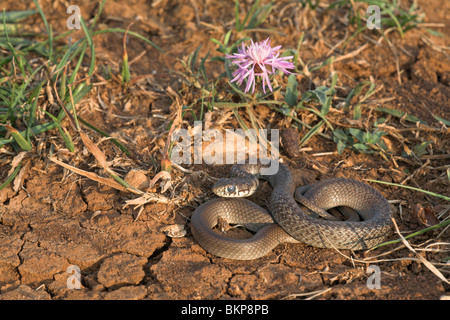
[226,185,236,194]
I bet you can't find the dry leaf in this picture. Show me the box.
[415,203,440,227]
[79,132,107,168]
[49,157,140,194]
[123,193,171,207]
[162,224,187,238]
[13,161,30,192]
[8,151,27,176]
[149,170,171,189]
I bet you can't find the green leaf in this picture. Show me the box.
[300,86,335,109]
[285,74,298,108]
[371,130,385,143]
[343,81,371,111]
[378,139,389,151]
[332,129,348,141]
[348,128,364,142]
[374,117,386,127]
[363,131,372,143]
[353,143,369,151]
[321,96,332,116]
[413,141,433,157]
[432,114,450,126]
[224,30,232,46]
[337,139,346,154]
[315,90,327,106]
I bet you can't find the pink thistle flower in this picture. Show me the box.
[225,38,295,94]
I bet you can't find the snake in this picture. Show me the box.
[190,161,393,260]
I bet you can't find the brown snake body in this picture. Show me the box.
[190,162,393,260]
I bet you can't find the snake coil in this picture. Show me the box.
[190,162,392,260]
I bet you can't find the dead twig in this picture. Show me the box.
[391,217,450,285]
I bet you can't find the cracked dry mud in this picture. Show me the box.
[0,160,446,299]
[1,0,449,300]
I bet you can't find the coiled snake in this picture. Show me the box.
[190,162,392,260]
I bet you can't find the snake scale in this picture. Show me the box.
[190,162,393,260]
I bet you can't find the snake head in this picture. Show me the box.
[212,177,258,198]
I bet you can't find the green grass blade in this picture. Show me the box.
[32,0,53,61]
[91,28,165,54]
[234,0,241,31]
[0,138,14,147]
[28,122,57,136]
[343,81,372,111]
[231,109,258,144]
[26,80,44,141]
[0,124,32,151]
[0,161,22,191]
[432,114,450,126]
[42,109,74,152]
[247,0,272,29]
[57,83,92,122]
[366,179,450,201]
[190,45,201,70]
[121,53,130,83]
[385,8,404,37]
[298,105,333,130]
[309,56,334,72]
[89,0,106,32]
[213,101,248,108]
[78,117,131,156]
[300,120,324,147]
[59,66,67,104]
[373,219,450,249]
[363,105,428,125]
[2,10,38,23]
[79,17,95,77]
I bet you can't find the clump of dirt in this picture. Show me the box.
[0,0,449,300]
